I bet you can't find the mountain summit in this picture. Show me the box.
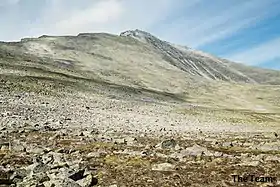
[120,29,154,43]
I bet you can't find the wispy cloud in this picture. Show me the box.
[226,37,280,66]
[0,0,20,7]
[51,0,124,34]
[155,0,280,48]
[0,0,177,40]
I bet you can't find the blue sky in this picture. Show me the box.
[0,0,279,70]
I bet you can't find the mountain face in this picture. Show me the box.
[121,30,255,83]
[1,29,279,88]
[0,29,280,110]
[121,30,280,85]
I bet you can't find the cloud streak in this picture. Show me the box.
[0,0,20,7]
[1,0,177,39]
[226,37,280,65]
[52,0,124,34]
[155,0,280,48]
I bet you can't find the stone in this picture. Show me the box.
[265,155,280,162]
[51,152,65,164]
[44,178,82,187]
[0,169,14,186]
[0,142,10,151]
[181,144,212,157]
[156,139,176,149]
[76,174,98,187]
[69,169,85,181]
[10,168,28,183]
[113,138,126,144]
[86,152,100,159]
[213,152,223,157]
[252,154,265,162]
[151,163,175,171]
[222,142,233,147]
[33,164,51,174]
[174,144,182,151]
[256,142,280,151]
[239,160,260,167]
[42,154,54,165]
[28,147,44,155]
[13,144,25,152]
[35,173,51,183]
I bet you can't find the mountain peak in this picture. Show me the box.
[120,29,156,43]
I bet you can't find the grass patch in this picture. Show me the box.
[210,146,280,155]
[176,106,280,124]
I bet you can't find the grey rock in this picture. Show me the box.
[42,154,54,165]
[239,160,260,167]
[0,142,10,151]
[13,144,26,152]
[213,152,223,157]
[174,144,182,151]
[265,155,280,162]
[51,162,69,170]
[50,152,65,164]
[16,172,51,186]
[222,142,233,147]
[0,168,14,186]
[43,178,82,187]
[181,144,212,156]
[256,142,280,151]
[10,168,28,183]
[86,152,100,159]
[252,154,265,162]
[76,174,98,187]
[33,163,51,174]
[68,169,85,181]
[152,163,175,171]
[156,139,176,149]
[34,172,50,183]
[24,163,40,176]
[27,147,45,155]
[113,138,126,144]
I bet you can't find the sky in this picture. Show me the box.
[0,0,279,70]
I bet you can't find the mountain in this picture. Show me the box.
[1,29,280,110]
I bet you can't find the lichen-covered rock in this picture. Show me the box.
[156,139,177,149]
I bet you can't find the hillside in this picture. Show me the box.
[1,29,280,112]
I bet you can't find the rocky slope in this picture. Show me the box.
[1,30,280,186]
[120,29,280,84]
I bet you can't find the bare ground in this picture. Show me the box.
[1,89,280,187]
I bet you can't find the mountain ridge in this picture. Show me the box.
[1,29,280,87]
